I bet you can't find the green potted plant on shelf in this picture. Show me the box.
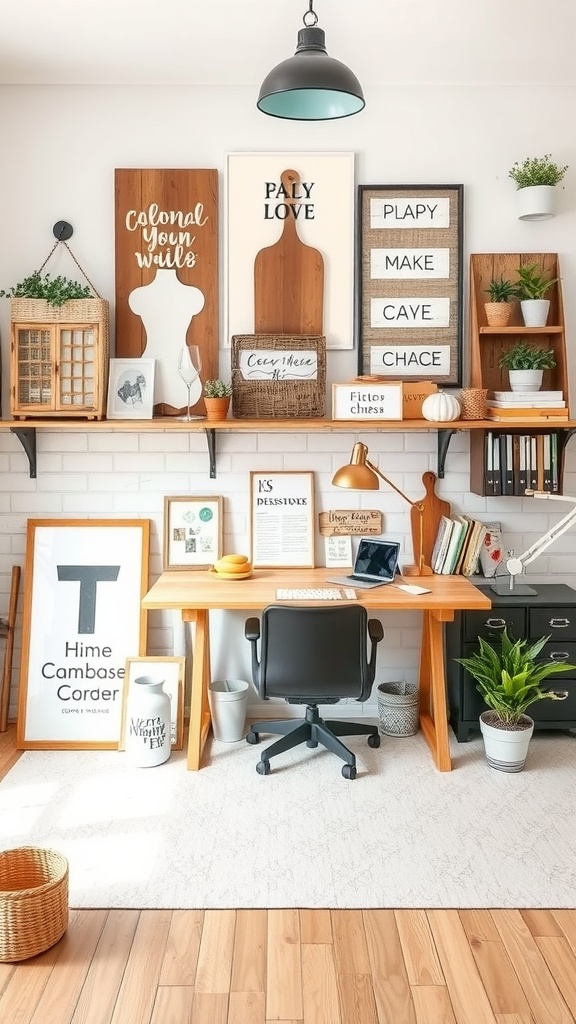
[514,263,558,327]
[456,627,573,772]
[484,277,518,327]
[508,154,568,221]
[499,339,556,393]
[203,379,232,421]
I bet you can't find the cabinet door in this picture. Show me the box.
[56,325,99,413]
[11,325,56,413]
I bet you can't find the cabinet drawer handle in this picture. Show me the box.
[485,618,506,630]
[549,651,570,662]
[549,618,570,629]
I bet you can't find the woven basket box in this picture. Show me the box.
[231,335,326,419]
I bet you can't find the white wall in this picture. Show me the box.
[0,83,575,721]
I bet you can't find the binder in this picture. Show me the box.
[518,435,528,493]
[512,434,521,494]
[543,434,552,491]
[492,433,501,495]
[529,436,538,490]
[551,433,559,492]
[485,431,494,494]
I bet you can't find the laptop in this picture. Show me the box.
[326,538,401,590]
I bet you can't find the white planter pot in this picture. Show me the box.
[516,184,557,221]
[521,299,550,327]
[479,712,534,772]
[508,368,543,393]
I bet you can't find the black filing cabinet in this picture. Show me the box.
[446,584,576,741]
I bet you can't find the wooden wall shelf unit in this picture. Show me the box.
[2,417,575,481]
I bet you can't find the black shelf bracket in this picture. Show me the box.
[205,428,217,478]
[437,428,456,479]
[11,427,37,478]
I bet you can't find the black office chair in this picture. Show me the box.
[244,604,384,779]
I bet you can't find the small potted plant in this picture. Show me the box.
[456,627,573,772]
[508,154,569,221]
[0,271,92,307]
[484,277,517,327]
[499,339,556,393]
[203,379,232,421]
[514,263,558,327]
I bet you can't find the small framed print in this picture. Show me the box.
[107,358,156,419]
[121,656,185,750]
[250,471,315,568]
[332,381,403,420]
[163,495,223,570]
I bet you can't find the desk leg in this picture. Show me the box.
[418,609,453,772]
[183,609,213,771]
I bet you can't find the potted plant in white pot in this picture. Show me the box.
[508,154,568,221]
[456,628,574,772]
[498,339,556,393]
[203,379,232,421]
[514,263,558,327]
[484,276,517,327]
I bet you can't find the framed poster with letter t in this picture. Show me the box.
[17,519,150,750]
[357,184,463,385]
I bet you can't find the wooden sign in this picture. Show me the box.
[114,169,218,415]
[319,510,383,536]
[332,382,402,420]
[353,378,438,418]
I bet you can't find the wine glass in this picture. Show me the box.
[177,344,202,421]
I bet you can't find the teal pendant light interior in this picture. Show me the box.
[257,1,365,121]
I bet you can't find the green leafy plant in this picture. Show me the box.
[0,271,92,307]
[456,627,573,727]
[485,277,517,302]
[508,155,568,189]
[498,340,556,371]
[514,263,558,301]
[204,379,231,398]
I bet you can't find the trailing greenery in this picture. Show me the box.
[204,379,231,398]
[456,627,573,726]
[485,277,517,302]
[0,271,92,307]
[514,263,558,301]
[498,340,556,371]
[508,154,568,189]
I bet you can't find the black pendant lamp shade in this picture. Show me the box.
[257,4,365,121]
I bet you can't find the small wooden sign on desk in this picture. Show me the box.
[319,510,382,536]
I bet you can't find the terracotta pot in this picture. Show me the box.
[485,302,513,327]
[204,396,230,421]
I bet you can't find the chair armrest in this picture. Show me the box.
[368,619,384,643]
[245,617,261,641]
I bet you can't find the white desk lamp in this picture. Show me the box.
[491,490,576,596]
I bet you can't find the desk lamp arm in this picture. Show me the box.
[506,491,576,577]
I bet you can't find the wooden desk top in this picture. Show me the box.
[143,567,492,613]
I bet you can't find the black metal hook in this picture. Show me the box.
[52,221,73,241]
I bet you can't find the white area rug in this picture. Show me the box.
[1,730,575,909]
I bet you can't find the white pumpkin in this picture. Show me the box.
[421,391,461,422]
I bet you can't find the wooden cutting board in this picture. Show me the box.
[254,168,324,335]
[411,471,452,570]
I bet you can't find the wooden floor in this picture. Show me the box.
[1,725,576,1024]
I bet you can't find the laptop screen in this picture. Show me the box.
[353,539,400,581]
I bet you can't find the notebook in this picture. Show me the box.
[326,538,401,590]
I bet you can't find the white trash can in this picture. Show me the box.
[377,681,419,737]
[209,679,250,742]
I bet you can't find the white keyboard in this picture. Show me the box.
[276,587,358,601]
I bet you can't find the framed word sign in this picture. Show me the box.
[332,382,403,420]
[250,471,315,568]
[114,169,219,415]
[357,184,463,385]
[17,519,150,750]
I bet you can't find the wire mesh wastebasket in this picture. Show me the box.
[377,682,419,737]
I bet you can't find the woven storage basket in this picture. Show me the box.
[460,388,488,420]
[231,334,326,418]
[0,847,69,962]
[377,682,419,737]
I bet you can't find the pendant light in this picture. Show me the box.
[257,1,365,121]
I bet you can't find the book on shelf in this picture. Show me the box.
[461,520,488,577]
[453,516,474,575]
[488,399,566,409]
[431,515,454,573]
[491,390,563,403]
[486,407,569,421]
[441,518,468,574]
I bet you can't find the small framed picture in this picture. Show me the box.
[107,358,156,419]
[163,495,224,570]
[120,657,185,750]
[250,471,315,568]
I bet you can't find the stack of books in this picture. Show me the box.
[486,390,568,421]
[430,515,488,576]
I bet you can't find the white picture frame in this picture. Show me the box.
[16,519,150,749]
[107,358,156,419]
[332,382,403,420]
[163,495,224,570]
[250,471,315,568]
[121,656,185,750]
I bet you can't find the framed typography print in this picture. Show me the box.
[121,657,185,751]
[17,519,150,749]
[226,152,355,349]
[357,184,463,385]
[250,471,315,568]
[163,495,223,570]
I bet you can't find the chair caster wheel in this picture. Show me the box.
[306,739,318,748]
[246,732,259,744]
[368,734,381,748]
[341,764,356,780]
[256,760,270,775]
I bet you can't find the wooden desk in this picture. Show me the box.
[142,569,491,773]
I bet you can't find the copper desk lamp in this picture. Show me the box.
[332,442,432,576]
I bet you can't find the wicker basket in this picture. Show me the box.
[0,847,69,962]
[231,334,326,418]
[377,682,419,737]
[460,388,488,420]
